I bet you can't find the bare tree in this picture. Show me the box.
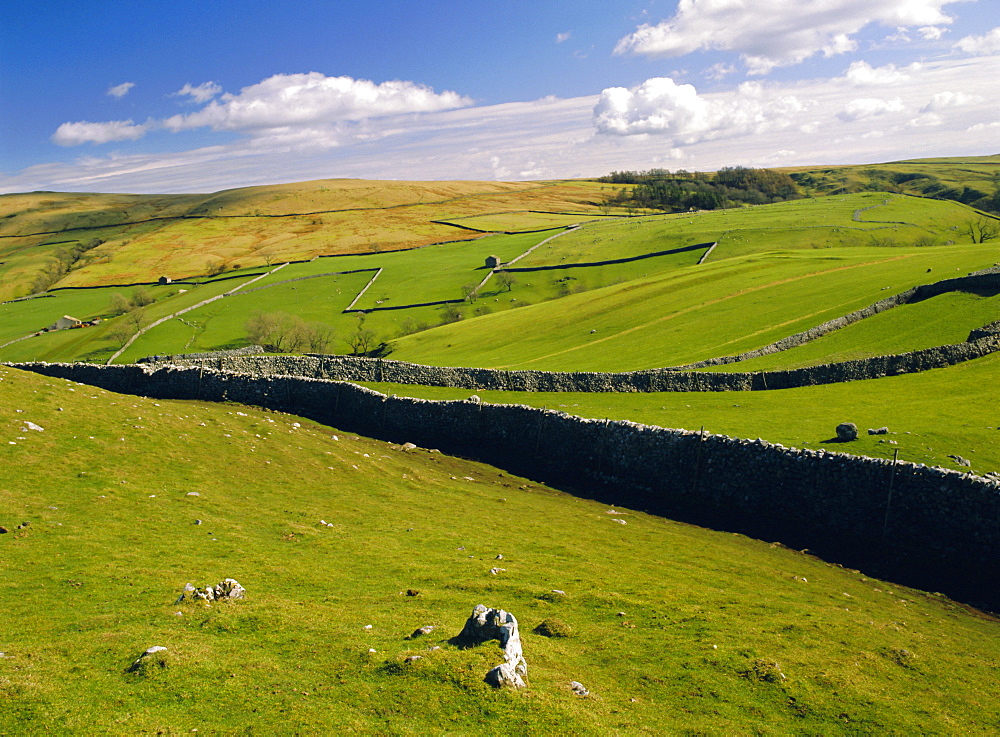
[495,271,516,292]
[965,217,999,244]
[461,283,479,302]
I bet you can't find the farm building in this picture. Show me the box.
[45,315,82,331]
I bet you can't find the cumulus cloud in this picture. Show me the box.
[837,97,906,122]
[556,31,571,43]
[163,73,473,134]
[841,60,916,86]
[175,81,223,103]
[593,77,803,142]
[51,119,149,146]
[920,91,984,112]
[955,27,1000,54]
[107,82,135,98]
[614,0,962,73]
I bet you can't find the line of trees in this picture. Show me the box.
[598,166,800,213]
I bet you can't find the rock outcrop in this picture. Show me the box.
[458,604,527,688]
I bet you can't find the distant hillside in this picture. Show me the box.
[0,179,615,302]
[781,154,1000,213]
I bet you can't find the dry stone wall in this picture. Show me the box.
[143,332,1000,393]
[8,360,1000,610]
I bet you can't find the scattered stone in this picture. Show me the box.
[409,625,435,639]
[181,578,245,603]
[193,519,202,525]
[406,589,420,597]
[127,645,169,673]
[569,680,590,696]
[550,590,565,596]
[0,526,7,534]
[186,492,200,497]
[489,567,506,575]
[23,422,43,432]
[836,423,858,441]
[495,554,504,560]
[400,442,417,451]
[457,604,527,689]
[404,655,423,663]
[364,624,373,630]
[468,395,481,403]
[948,455,972,467]
[868,427,889,435]
[611,518,627,525]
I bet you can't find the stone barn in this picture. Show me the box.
[485,255,502,268]
[46,315,82,331]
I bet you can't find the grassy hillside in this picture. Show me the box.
[3,191,995,369]
[3,365,1000,733]
[783,154,1000,213]
[0,180,615,302]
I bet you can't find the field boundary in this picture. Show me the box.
[8,359,999,610]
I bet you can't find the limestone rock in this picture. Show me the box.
[836,423,858,441]
[458,604,527,688]
[409,625,435,639]
[569,680,590,696]
[868,427,889,435]
[184,578,245,603]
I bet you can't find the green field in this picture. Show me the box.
[3,158,1000,732]
[3,365,999,733]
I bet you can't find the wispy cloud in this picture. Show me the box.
[840,60,917,86]
[107,82,135,99]
[614,0,963,74]
[556,31,571,44]
[51,119,150,146]
[175,81,222,103]
[51,73,473,149]
[837,97,906,122]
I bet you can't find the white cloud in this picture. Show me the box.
[841,60,916,86]
[614,0,962,73]
[51,119,149,146]
[918,25,945,40]
[107,82,135,99]
[837,97,906,122]
[593,77,803,142]
[706,62,737,80]
[955,26,1000,54]
[920,91,984,112]
[175,81,223,103]
[163,73,473,135]
[556,31,571,44]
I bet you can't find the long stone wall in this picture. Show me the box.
[143,332,1000,393]
[8,360,1000,610]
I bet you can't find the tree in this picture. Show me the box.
[495,271,516,292]
[109,293,132,316]
[965,217,1000,244]
[348,327,377,355]
[109,320,135,348]
[461,283,480,303]
[245,311,321,353]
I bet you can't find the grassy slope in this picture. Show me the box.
[2,365,999,734]
[390,242,997,371]
[0,180,612,301]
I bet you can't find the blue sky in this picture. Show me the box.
[2,0,998,193]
